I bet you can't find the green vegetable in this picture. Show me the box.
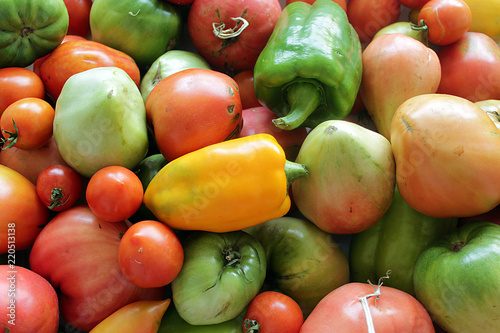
[253,0,362,130]
[90,0,182,70]
[0,0,69,68]
[171,231,266,326]
[349,186,457,295]
[53,67,149,178]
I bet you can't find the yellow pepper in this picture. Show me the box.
[143,133,308,232]
[463,0,500,42]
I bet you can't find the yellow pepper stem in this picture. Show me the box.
[285,160,309,187]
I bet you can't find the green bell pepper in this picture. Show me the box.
[349,186,458,295]
[253,0,362,130]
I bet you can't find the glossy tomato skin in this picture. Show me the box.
[0,164,49,254]
[301,282,435,332]
[390,94,500,218]
[437,32,500,102]
[29,205,165,332]
[418,0,472,45]
[243,291,303,333]
[146,68,243,161]
[86,166,144,222]
[63,0,93,37]
[89,299,171,333]
[232,70,261,110]
[347,0,401,42]
[32,35,87,76]
[0,136,69,184]
[119,220,184,288]
[0,67,45,114]
[237,106,308,161]
[36,164,83,211]
[38,39,141,100]
[0,265,59,333]
[1,97,55,150]
[187,0,282,74]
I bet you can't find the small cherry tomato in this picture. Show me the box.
[86,166,144,222]
[0,67,45,114]
[243,291,304,333]
[118,220,184,288]
[36,165,83,211]
[418,0,472,45]
[233,70,261,110]
[1,98,55,150]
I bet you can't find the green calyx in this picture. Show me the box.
[273,80,324,130]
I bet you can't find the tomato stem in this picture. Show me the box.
[48,188,65,210]
[1,119,19,150]
[410,19,429,47]
[243,318,260,333]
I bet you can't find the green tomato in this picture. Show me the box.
[414,221,500,332]
[140,50,211,103]
[90,0,182,70]
[349,186,457,295]
[171,231,266,326]
[53,67,149,178]
[245,216,350,316]
[373,21,427,43]
[158,303,244,333]
[0,0,69,68]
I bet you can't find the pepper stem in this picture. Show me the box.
[284,160,309,187]
[273,81,323,130]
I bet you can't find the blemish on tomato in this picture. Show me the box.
[401,116,413,133]
[227,104,235,114]
[454,145,464,156]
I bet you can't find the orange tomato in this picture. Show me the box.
[0,67,45,115]
[1,98,55,150]
[390,94,500,218]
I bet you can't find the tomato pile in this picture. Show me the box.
[1,0,500,332]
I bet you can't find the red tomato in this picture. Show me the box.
[146,68,243,161]
[243,291,304,333]
[1,98,55,151]
[437,32,500,102]
[301,282,435,332]
[0,67,45,115]
[63,0,93,37]
[285,0,347,11]
[0,164,49,253]
[36,164,83,211]
[187,0,282,74]
[0,136,69,184]
[28,205,165,332]
[237,106,308,161]
[398,0,428,8]
[118,220,184,288]
[38,39,141,100]
[86,166,144,222]
[0,265,59,333]
[418,0,472,45]
[32,35,87,76]
[233,70,261,110]
[347,0,401,42]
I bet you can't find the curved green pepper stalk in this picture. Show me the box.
[273,81,324,130]
[284,160,309,187]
